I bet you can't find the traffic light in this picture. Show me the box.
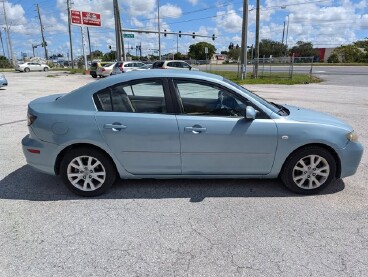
[44,41,47,46]
[109,45,112,49]
[212,34,215,41]
[179,31,181,38]
[192,32,195,39]
[164,30,167,37]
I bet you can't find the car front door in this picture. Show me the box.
[173,79,278,175]
[94,78,181,175]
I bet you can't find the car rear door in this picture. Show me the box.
[172,79,278,175]
[94,78,181,175]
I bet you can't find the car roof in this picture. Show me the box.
[60,70,224,106]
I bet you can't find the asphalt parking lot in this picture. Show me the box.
[0,71,367,276]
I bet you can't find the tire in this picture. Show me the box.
[60,147,117,197]
[24,67,30,73]
[281,146,336,195]
[44,67,49,72]
[91,74,97,78]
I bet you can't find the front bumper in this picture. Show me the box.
[339,141,364,178]
[22,134,59,176]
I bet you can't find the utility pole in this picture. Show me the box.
[240,0,249,80]
[67,0,74,68]
[2,0,15,67]
[36,4,48,60]
[254,0,260,78]
[113,0,125,61]
[80,27,87,70]
[158,0,161,60]
[0,30,5,57]
[87,27,93,62]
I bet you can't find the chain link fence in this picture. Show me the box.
[248,56,315,80]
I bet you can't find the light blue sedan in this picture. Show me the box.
[22,70,363,196]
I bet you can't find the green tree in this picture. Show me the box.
[228,47,241,61]
[259,39,287,57]
[188,42,216,60]
[0,55,10,68]
[327,53,339,63]
[102,51,116,61]
[88,50,103,61]
[353,40,368,50]
[290,41,318,57]
[332,45,364,63]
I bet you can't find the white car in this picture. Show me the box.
[152,60,198,70]
[96,62,116,77]
[15,62,50,72]
[111,61,146,75]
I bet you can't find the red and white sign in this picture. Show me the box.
[70,10,101,27]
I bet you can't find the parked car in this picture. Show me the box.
[96,62,116,77]
[152,60,198,70]
[15,62,50,72]
[0,73,8,88]
[111,61,146,75]
[131,64,152,71]
[90,61,112,78]
[22,70,363,197]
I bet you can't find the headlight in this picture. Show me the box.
[346,131,358,142]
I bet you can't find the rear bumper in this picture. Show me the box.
[22,134,59,175]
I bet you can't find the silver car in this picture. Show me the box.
[15,62,50,72]
[22,70,363,197]
[111,61,146,75]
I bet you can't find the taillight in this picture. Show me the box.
[27,112,37,126]
[102,68,106,72]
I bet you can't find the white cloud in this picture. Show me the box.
[160,4,182,19]
[216,9,242,33]
[187,0,199,5]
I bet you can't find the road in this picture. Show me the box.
[0,71,367,276]
[198,64,368,86]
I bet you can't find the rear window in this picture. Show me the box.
[152,61,164,68]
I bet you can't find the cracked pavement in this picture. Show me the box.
[0,71,367,276]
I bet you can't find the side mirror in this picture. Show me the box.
[245,106,256,120]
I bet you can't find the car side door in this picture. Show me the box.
[171,79,278,175]
[94,78,181,175]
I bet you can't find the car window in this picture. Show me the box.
[152,61,164,68]
[167,62,175,67]
[182,62,190,69]
[174,80,247,117]
[94,80,167,114]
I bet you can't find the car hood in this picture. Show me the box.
[285,104,352,131]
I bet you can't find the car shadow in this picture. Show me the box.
[0,165,345,202]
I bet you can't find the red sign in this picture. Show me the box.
[70,10,101,27]
[81,11,101,27]
[71,10,82,25]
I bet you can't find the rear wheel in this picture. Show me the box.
[91,74,97,78]
[24,67,30,72]
[60,147,117,197]
[281,146,336,194]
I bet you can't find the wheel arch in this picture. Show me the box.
[54,143,118,176]
[280,143,341,178]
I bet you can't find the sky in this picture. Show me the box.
[1,0,368,60]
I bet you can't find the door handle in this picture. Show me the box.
[104,123,127,131]
[184,126,206,134]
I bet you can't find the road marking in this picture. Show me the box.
[315,70,326,73]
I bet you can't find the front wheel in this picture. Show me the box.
[60,147,117,197]
[44,67,49,72]
[281,146,336,194]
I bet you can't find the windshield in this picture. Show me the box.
[223,78,281,114]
